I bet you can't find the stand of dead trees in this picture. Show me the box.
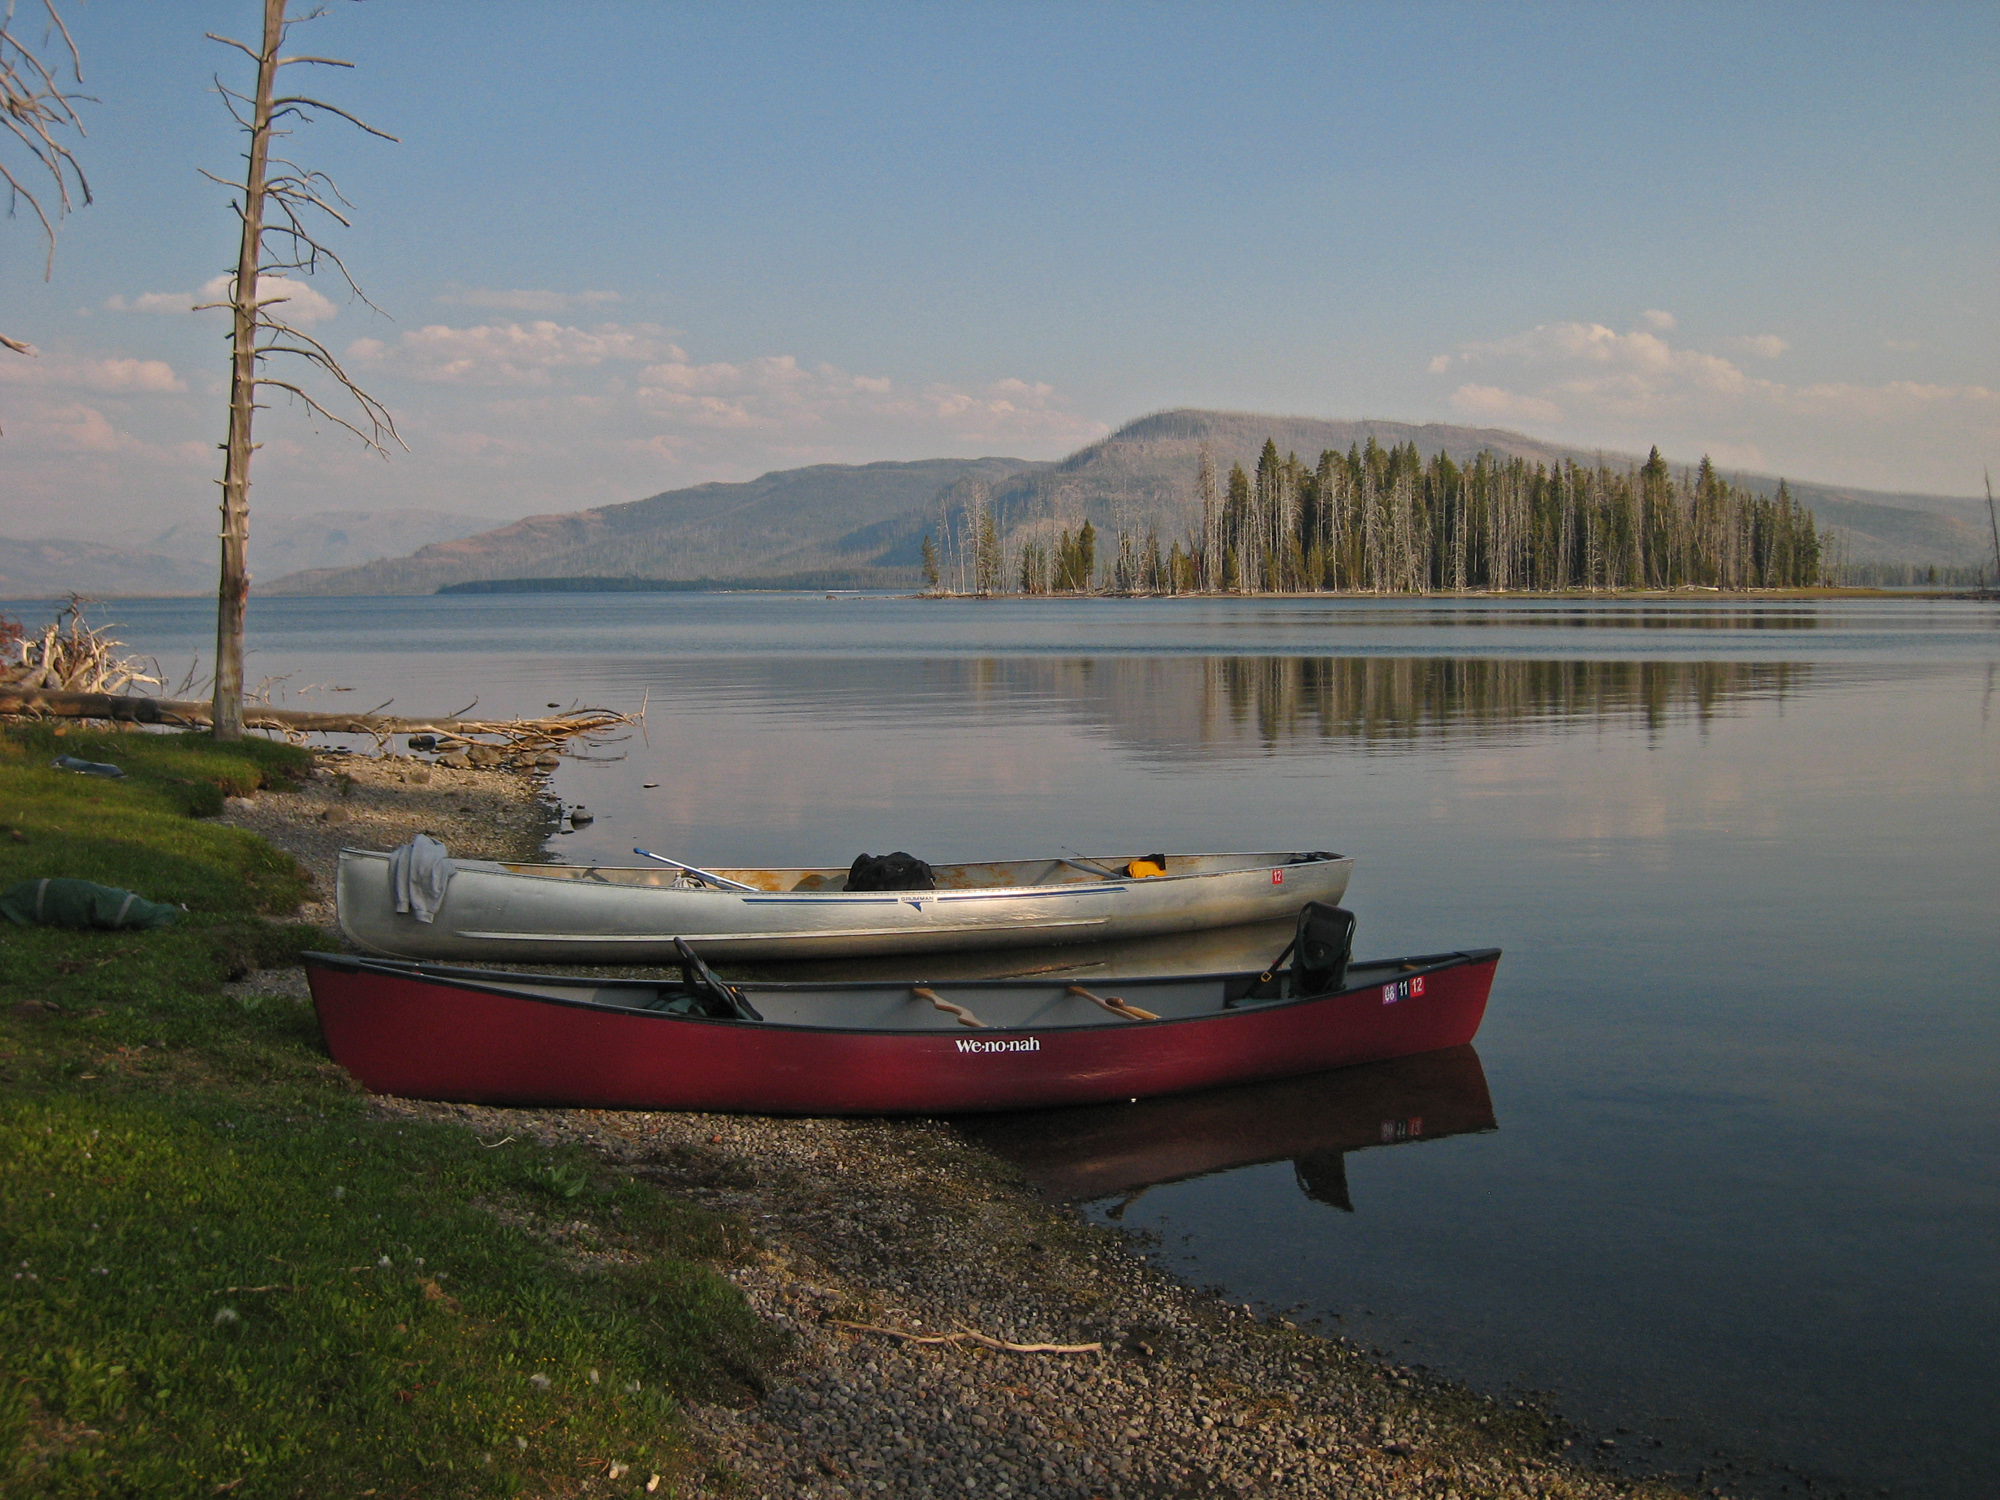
[935,438,1825,595]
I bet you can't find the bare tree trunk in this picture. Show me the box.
[212,0,284,741]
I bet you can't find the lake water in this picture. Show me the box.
[13,591,1997,1500]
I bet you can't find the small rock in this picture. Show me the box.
[318,805,350,824]
[437,751,470,770]
[466,745,504,768]
[408,766,431,784]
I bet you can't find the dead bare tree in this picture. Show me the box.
[202,0,400,739]
[1,0,91,361]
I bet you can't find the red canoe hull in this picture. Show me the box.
[307,950,1499,1115]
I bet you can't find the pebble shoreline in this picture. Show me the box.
[225,752,1698,1500]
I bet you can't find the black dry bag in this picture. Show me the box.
[1292,902,1355,997]
[846,851,936,892]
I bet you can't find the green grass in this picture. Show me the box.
[1,728,783,1496]
[2,723,313,912]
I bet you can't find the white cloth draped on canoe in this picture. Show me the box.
[387,834,456,924]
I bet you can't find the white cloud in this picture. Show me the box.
[1425,315,1999,489]
[0,353,185,393]
[349,320,675,385]
[3,316,1110,537]
[104,290,200,315]
[1447,384,1561,424]
[436,286,623,313]
[1725,334,1789,359]
[106,276,341,326]
[1640,309,1676,331]
[198,274,341,326]
[346,320,1106,451]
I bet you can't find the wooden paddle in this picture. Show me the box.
[1066,984,1160,1021]
[911,987,986,1028]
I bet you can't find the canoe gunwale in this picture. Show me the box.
[303,947,1502,1038]
[335,846,1357,962]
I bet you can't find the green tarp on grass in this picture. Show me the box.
[0,877,178,930]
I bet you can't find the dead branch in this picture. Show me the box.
[1,597,160,695]
[0,684,639,757]
[828,1319,1103,1356]
[1,0,90,270]
[2,0,92,366]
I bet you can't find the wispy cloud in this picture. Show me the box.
[1724,334,1789,360]
[103,290,200,315]
[436,286,624,314]
[1426,315,1998,489]
[1445,383,1561,425]
[347,320,1106,450]
[105,275,341,327]
[349,320,672,385]
[0,353,185,393]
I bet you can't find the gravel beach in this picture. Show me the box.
[229,750,1697,1500]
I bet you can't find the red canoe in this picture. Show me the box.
[304,939,1500,1116]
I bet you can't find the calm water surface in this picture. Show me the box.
[18,592,1997,1500]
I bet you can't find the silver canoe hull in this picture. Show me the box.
[335,850,1355,963]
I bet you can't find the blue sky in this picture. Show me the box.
[3,0,1995,539]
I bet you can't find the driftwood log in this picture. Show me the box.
[0,685,636,754]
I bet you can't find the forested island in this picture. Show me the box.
[930,438,1824,595]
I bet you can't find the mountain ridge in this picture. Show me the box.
[267,410,1992,595]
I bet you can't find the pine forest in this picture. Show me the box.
[931,438,1823,595]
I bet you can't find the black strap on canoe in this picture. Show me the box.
[673,937,763,1021]
[1228,936,1297,1008]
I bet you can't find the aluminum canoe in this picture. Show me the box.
[335,848,1354,963]
[304,944,1499,1115]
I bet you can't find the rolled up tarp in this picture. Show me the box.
[0,878,178,930]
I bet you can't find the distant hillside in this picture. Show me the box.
[266,457,1040,596]
[1803,496,1993,574]
[262,409,1994,595]
[0,509,509,600]
[938,410,1993,573]
[0,538,215,600]
[148,508,506,579]
[927,411,1600,555]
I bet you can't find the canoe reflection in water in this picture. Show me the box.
[957,1045,1494,1213]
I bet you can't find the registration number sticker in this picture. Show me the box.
[1382,975,1426,1004]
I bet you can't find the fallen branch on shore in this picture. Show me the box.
[0,684,638,757]
[2,596,162,695]
[829,1318,1103,1355]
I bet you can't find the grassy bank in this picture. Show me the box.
[0,726,781,1497]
